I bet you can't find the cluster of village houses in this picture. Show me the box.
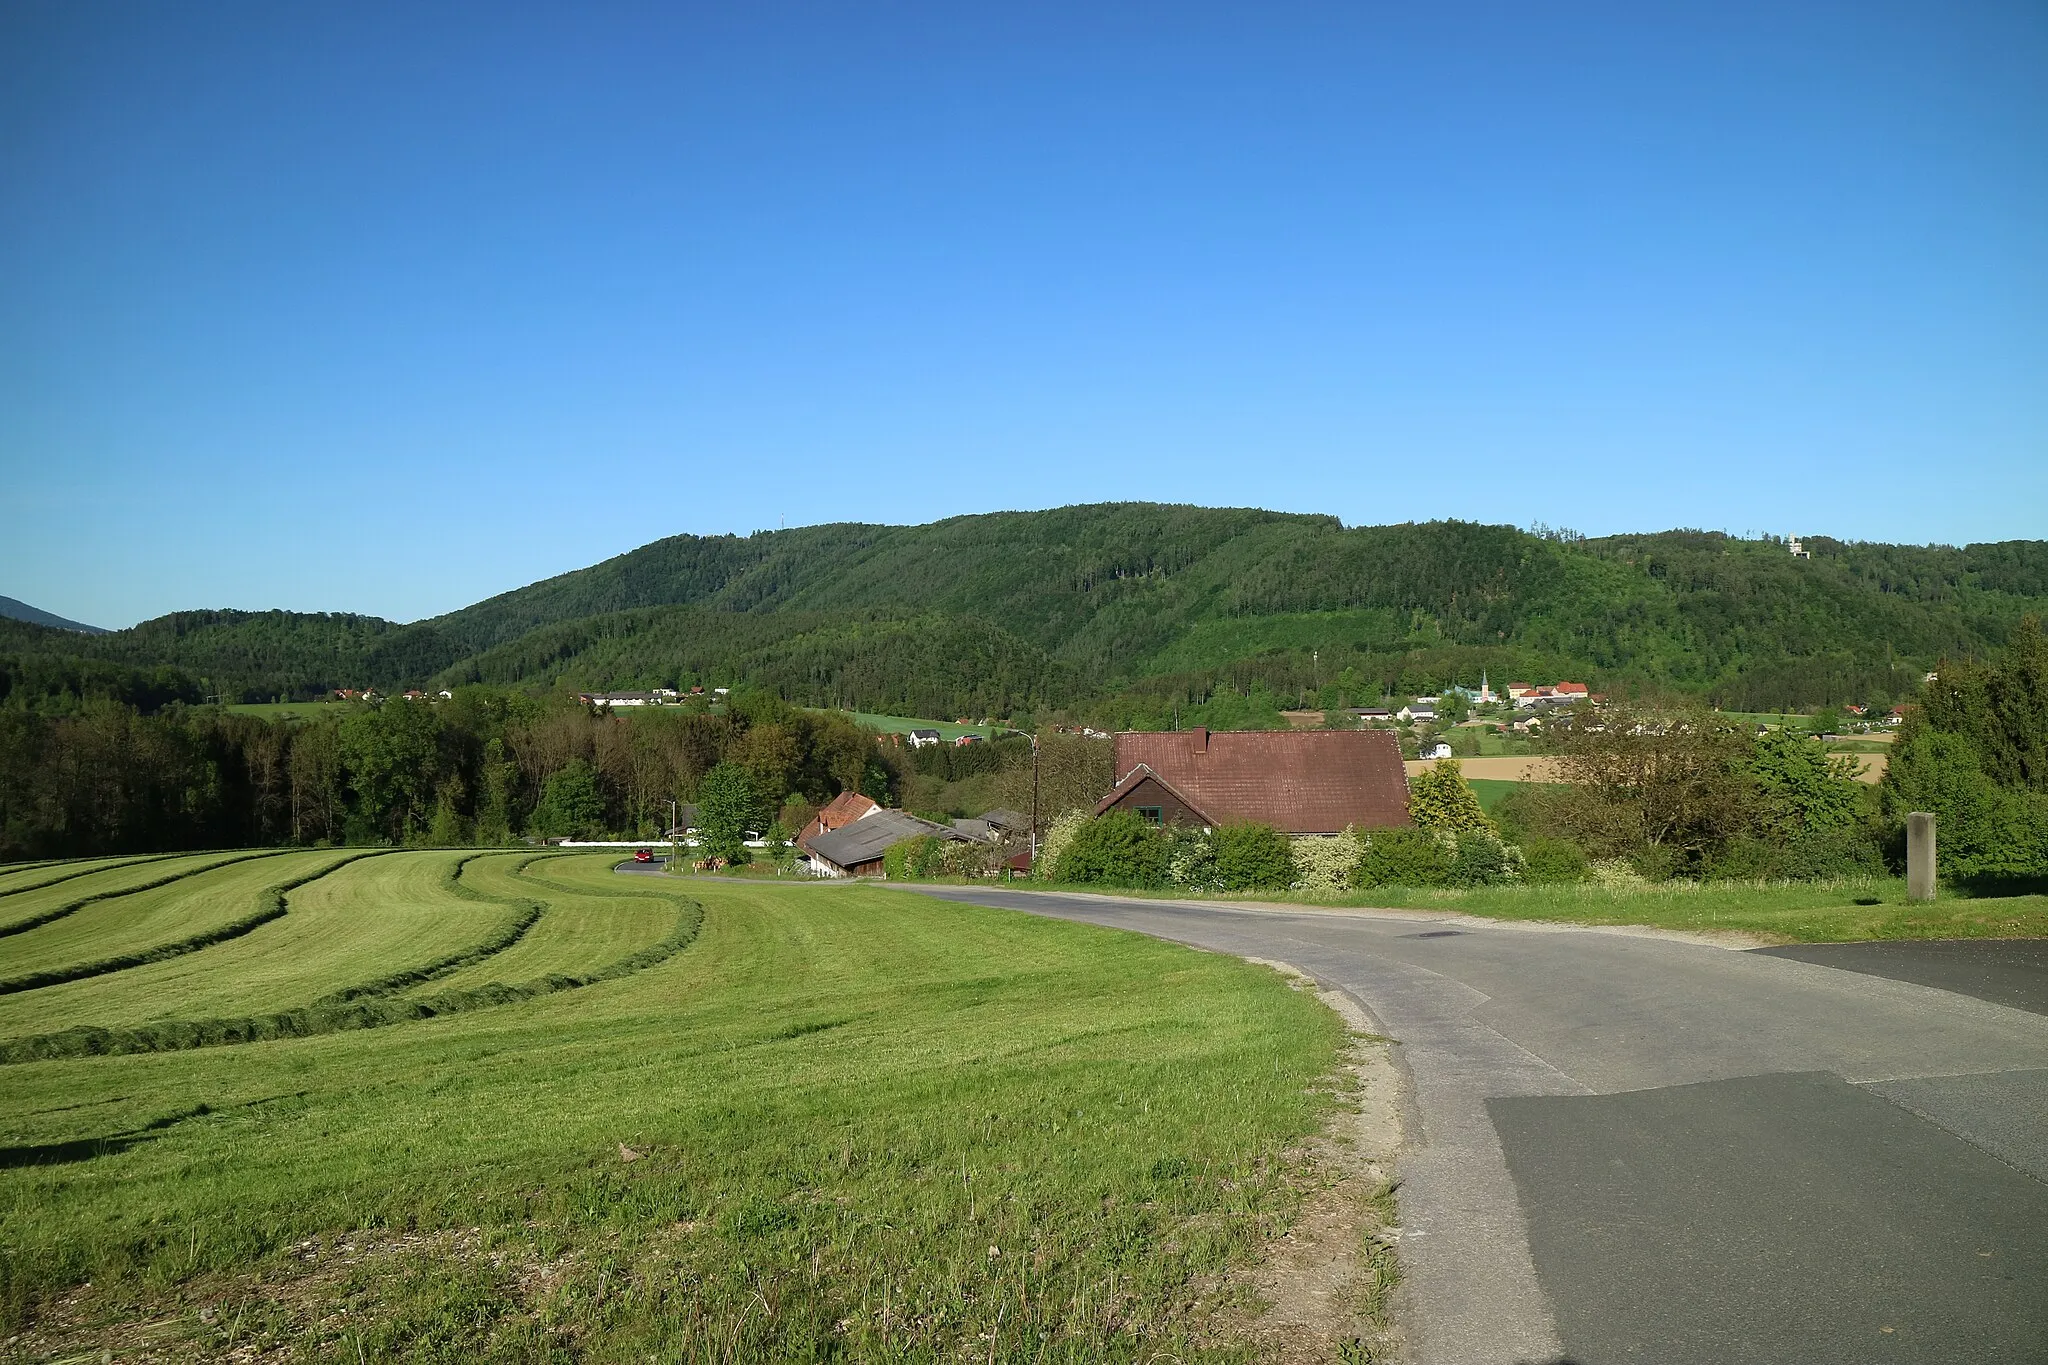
[790,725,1417,877]
[783,677,1615,877]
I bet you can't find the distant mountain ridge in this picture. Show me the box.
[0,595,106,634]
[3,504,2046,715]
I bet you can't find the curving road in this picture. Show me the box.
[908,887,2048,1365]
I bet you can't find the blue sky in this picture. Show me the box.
[3,2,2044,628]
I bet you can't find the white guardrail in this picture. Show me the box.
[556,838,772,849]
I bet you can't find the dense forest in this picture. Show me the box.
[6,505,2047,722]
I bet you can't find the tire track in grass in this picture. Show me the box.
[0,854,699,1064]
[0,852,382,996]
[0,851,289,939]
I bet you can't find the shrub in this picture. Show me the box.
[1450,830,1521,887]
[1291,830,1364,894]
[1036,809,1089,879]
[1212,822,1295,891]
[1354,827,1453,889]
[1520,837,1588,884]
[1587,858,1650,890]
[1775,827,1889,881]
[883,834,945,881]
[1056,811,1170,888]
[1167,828,1218,890]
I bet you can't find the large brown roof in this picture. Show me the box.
[798,791,880,851]
[1097,728,1410,833]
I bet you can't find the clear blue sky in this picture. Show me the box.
[3,1,2043,628]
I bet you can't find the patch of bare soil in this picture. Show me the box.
[1236,961,1408,1365]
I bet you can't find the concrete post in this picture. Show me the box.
[1906,811,1937,902]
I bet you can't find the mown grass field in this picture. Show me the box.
[0,851,264,934]
[1250,878,2048,943]
[0,854,1344,1361]
[0,849,348,986]
[840,710,997,740]
[222,700,353,721]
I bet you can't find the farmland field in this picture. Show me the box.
[222,700,354,721]
[839,709,998,740]
[0,855,1344,1361]
[0,851,275,935]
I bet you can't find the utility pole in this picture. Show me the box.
[669,798,680,874]
[1030,733,1041,874]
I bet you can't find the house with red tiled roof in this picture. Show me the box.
[1094,729,1410,835]
[797,791,880,850]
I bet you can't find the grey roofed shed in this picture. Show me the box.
[804,809,963,873]
[978,808,1029,831]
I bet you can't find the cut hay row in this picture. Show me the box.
[0,854,171,899]
[410,852,688,993]
[0,851,374,995]
[0,879,1338,1362]
[0,851,286,938]
[0,852,701,1064]
[0,852,515,1049]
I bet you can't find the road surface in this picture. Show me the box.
[908,887,2048,1365]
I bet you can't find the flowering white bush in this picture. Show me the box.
[1290,829,1364,894]
[1168,828,1219,889]
[1036,809,1090,880]
[1587,857,1650,890]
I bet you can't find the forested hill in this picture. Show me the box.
[6,504,2047,716]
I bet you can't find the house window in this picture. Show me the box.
[1137,806,1164,825]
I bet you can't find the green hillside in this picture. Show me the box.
[7,505,2046,713]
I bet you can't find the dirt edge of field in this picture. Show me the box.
[1239,958,1409,1364]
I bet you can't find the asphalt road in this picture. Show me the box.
[908,888,2048,1365]
[1751,937,2048,1016]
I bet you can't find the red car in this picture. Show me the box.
[632,848,654,863]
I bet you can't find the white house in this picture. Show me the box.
[1423,741,1454,760]
[1398,702,1438,724]
[907,728,944,748]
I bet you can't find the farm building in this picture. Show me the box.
[1094,728,1410,836]
[576,688,681,707]
[907,728,944,748]
[802,808,965,877]
[797,791,879,847]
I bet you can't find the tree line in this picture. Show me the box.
[0,688,902,862]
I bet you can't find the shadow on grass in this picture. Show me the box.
[0,1092,306,1169]
[1950,873,2048,900]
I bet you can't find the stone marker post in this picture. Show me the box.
[1906,811,1937,902]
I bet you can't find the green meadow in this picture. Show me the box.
[1234,878,2048,943]
[0,854,1343,1361]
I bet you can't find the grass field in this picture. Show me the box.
[222,701,352,720]
[0,854,168,897]
[0,851,529,1041]
[0,850,350,987]
[0,858,1345,1361]
[1462,778,1569,811]
[1251,878,2048,943]
[0,851,273,935]
[839,710,997,740]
